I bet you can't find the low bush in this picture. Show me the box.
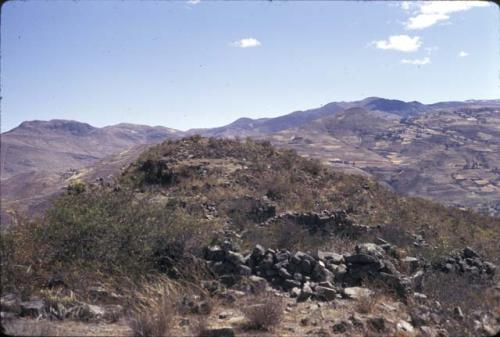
[1,187,218,295]
[242,293,284,331]
[66,180,86,194]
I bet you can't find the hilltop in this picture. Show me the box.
[2,137,498,336]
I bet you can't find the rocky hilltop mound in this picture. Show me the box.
[1,137,499,336]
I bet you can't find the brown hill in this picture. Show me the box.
[264,105,500,216]
[1,120,181,224]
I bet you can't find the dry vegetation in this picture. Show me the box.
[1,136,499,336]
[128,291,176,337]
[242,294,284,331]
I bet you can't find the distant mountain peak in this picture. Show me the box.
[362,98,427,117]
[15,119,96,136]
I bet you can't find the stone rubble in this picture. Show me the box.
[203,238,431,303]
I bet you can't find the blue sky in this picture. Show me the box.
[1,0,498,132]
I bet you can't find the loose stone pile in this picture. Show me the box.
[434,247,496,276]
[204,238,420,302]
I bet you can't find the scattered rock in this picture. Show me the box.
[342,287,373,300]
[102,304,123,322]
[199,327,235,337]
[218,311,231,319]
[88,286,121,304]
[331,320,350,334]
[20,299,45,318]
[315,286,337,301]
[247,275,267,294]
[396,320,415,335]
[453,306,464,320]
[401,256,420,273]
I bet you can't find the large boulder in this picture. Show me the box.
[312,262,334,283]
[342,287,373,300]
[226,251,245,266]
[204,245,225,262]
[355,243,386,259]
[251,245,266,261]
[315,286,337,301]
[247,275,267,294]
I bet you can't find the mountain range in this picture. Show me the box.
[1,97,500,224]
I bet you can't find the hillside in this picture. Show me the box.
[264,105,500,216]
[0,120,181,224]
[192,98,500,216]
[1,137,498,336]
[1,120,180,180]
[2,98,500,226]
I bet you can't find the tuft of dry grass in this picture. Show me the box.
[355,294,379,314]
[242,293,284,331]
[128,291,176,337]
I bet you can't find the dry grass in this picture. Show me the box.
[189,316,208,337]
[355,294,380,314]
[421,270,498,336]
[128,290,176,337]
[2,319,59,336]
[242,293,284,331]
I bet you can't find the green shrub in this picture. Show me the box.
[66,180,86,194]
[1,187,218,294]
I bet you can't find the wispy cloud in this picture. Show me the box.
[401,56,431,65]
[186,0,201,5]
[373,35,422,52]
[231,38,261,48]
[458,51,469,57]
[405,1,490,30]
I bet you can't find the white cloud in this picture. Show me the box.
[401,56,431,65]
[406,13,449,30]
[373,35,422,52]
[186,0,201,5]
[458,51,469,57]
[231,38,261,48]
[405,1,490,30]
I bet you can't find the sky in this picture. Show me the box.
[1,0,498,132]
